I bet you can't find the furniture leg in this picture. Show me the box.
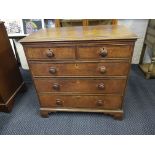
[40,110,49,118]
[113,113,123,120]
[104,111,123,120]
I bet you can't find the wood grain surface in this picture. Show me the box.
[20,25,137,43]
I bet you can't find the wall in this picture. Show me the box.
[14,39,29,69]
[15,19,149,70]
[118,19,148,64]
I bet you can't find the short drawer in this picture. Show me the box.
[26,47,75,59]
[39,94,122,110]
[34,78,126,94]
[78,45,132,59]
[30,62,130,77]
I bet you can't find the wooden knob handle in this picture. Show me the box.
[98,83,105,90]
[100,66,106,73]
[96,100,104,106]
[100,48,108,57]
[49,67,56,74]
[46,50,54,58]
[53,83,60,90]
[56,99,63,106]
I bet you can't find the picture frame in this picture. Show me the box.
[44,19,55,28]
[22,19,43,34]
[1,19,24,36]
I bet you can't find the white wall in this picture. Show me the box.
[14,39,29,69]
[15,19,149,70]
[118,19,148,64]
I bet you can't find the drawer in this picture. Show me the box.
[30,62,130,77]
[78,45,132,59]
[39,94,122,110]
[26,47,75,59]
[34,78,126,94]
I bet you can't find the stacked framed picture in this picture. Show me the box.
[22,19,43,34]
[0,19,56,36]
[0,19,24,36]
[44,19,55,28]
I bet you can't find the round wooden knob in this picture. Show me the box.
[96,100,104,106]
[53,83,60,90]
[56,99,63,106]
[46,50,55,58]
[100,66,106,73]
[99,48,108,57]
[98,83,105,90]
[49,67,57,74]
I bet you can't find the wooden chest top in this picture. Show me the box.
[20,25,137,43]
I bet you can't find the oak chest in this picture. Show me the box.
[20,25,137,120]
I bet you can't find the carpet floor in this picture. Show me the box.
[0,65,155,135]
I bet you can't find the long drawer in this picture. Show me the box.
[25,45,132,60]
[78,45,132,59]
[26,47,75,60]
[34,78,126,94]
[39,94,123,110]
[30,61,130,77]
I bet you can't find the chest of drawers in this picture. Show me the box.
[20,25,137,120]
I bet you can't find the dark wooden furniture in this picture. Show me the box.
[20,25,137,120]
[139,19,155,79]
[0,22,25,112]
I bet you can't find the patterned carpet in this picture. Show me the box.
[0,65,155,135]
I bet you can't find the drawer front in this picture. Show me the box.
[78,45,132,59]
[39,94,122,110]
[30,62,130,76]
[34,78,126,94]
[26,47,75,59]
